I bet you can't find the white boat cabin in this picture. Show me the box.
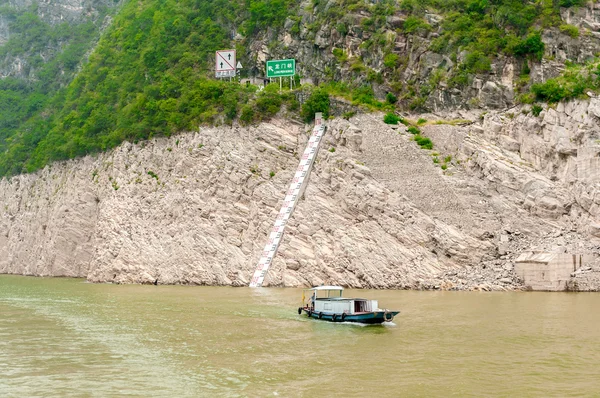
[303,286,378,315]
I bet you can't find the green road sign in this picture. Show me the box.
[266,59,295,78]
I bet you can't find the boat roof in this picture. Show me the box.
[305,285,344,291]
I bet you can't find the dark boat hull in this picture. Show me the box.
[301,309,399,324]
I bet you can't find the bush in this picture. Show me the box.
[417,118,427,125]
[512,32,545,61]
[383,53,399,69]
[255,93,283,118]
[332,48,348,63]
[413,134,433,149]
[531,80,568,103]
[301,88,330,122]
[407,126,420,134]
[464,51,491,74]
[403,16,431,34]
[383,113,400,124]
[240,105,255,125]
[559,24,579,38]
[559,0,586,6]
[531,104,543,116]
[386,92,398,104]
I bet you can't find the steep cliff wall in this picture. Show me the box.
[247,0,600,110]
[1,105,598,290]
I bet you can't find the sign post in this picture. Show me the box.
[236,61,243,81]
[215,50,236,78]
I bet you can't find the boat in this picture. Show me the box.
[298,286,400,324]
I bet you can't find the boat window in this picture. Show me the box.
[315,289,343,299]
[354,300,370,313]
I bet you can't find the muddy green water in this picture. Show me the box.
[1,276,599,397]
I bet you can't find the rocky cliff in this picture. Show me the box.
[245,0,600,110]
[1,101,598,289]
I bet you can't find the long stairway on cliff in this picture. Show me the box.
[249,114,326,288]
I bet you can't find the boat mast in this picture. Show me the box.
[249,113,326,287]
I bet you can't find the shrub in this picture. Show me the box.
[559,0,586,6]
[147,170,159,183]
[518,92,536,104]
[531,80,568,103]
[407,126,420,135]
[417,118,427,125]
[413,134,433,149]
[531,104,543,116]
[240,105,255,125]
[351,85,378,106]
[512,32,545,61]
[383,53,399,69]
[301,88,330,122]
[403,16,431,34]
[383,113,400,124]
[386,92,398,104]
[332,48,348,63]
[343,111,356,120]
[559,24,579,38]
[336,22,348,36]
[464,51,491,73]
[255,93,283,117]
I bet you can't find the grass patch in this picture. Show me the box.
[384,113,401,125]
[413,134,433,149]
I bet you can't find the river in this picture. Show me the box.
[1,275,599,397]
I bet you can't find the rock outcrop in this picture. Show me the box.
[247,0,600,110]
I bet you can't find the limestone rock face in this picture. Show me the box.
[0,117,496,288]
[1,100,598,290]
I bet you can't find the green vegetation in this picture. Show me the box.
[0,0,304,176]
[413,134,433,149]
[559,24,579,38]
[383,113,401,124]
[0,4,113,171]
[407,126,421,135]
[147,170,160,183]
[530,59,600,103]
[0,0,591,177]
[386,92,398,104]
[301,88,330,122]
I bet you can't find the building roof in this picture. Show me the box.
[305,285,344,291]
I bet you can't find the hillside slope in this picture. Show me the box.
[1,0,599,177]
